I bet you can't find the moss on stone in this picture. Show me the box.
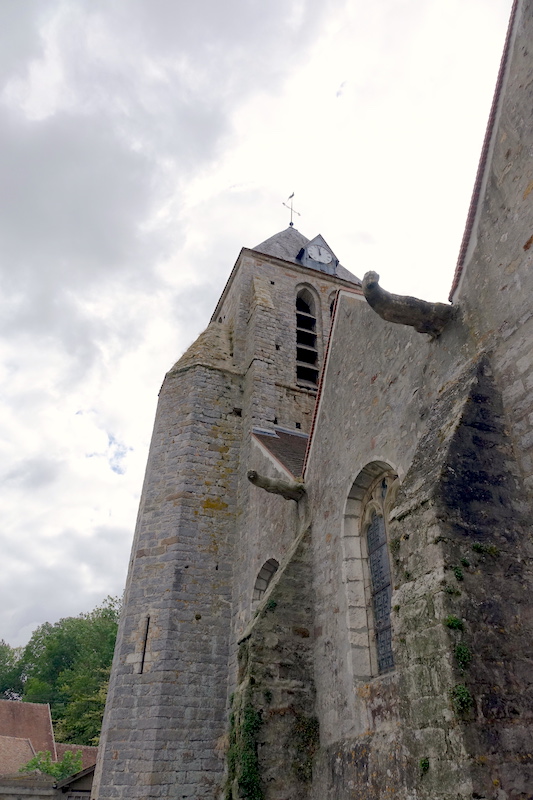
[472,542,500,556]
[292,714,319,783]
[444,615,464,631]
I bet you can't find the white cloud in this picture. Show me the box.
[0,0,513,645]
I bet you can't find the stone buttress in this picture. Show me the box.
[93,324,242,799]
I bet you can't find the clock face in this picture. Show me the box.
[308,244,332,264]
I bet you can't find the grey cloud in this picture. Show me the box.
[0,1,48,76]
[0,106,164,376]
[1,524,131,645]
[98,0,337,92]
[0,0,339,364]
[0,0,346,647]
[3,457,64,490]
[0,110,157,285]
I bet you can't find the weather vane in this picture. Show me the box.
[282,193,301,227]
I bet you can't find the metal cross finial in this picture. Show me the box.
[282,192,301,227]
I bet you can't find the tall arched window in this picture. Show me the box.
[342,463,398,681]
[361,475,396,674]
[296,289,319,386]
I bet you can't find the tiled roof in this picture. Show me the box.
[0,700,55,757]
[252,428,308,478]
[0,700,97,777]
[0,735,34,775]
[56,743,98,771]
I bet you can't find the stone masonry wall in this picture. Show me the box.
[303,6,533,793]
[456,0,533,501]
[304,297,533,797]
[94,358,243,800]
[214,250,361,433]
[230,443,301,650]
[226,527,317,800]
[389,357,533,797]
[215,247,360,707]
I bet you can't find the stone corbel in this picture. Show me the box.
[362,271,453,338]
[247,470,305,502]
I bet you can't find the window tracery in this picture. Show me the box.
[342,463,398,683]
[361,474,397,674]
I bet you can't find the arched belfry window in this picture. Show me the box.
[253,559,279,603]
[296,289,319,386]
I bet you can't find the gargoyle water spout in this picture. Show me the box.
[362,271,453,338]
[247,470,305,502]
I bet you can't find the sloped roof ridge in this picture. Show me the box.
[253,227,309,261]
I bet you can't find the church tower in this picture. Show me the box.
[92,227,361,799]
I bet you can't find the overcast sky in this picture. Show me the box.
[1,0,512,646]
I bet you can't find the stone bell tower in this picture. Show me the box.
[92,227,361,799]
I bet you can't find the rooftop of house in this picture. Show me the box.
[0,700,55,758]
[55,743,98,771]
[0,700,97,776]
[0,735,35,776]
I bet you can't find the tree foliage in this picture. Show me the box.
[20,749,83,780]
[0,597,120,746]
[0,640,23,698]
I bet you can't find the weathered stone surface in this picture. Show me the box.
[94,232,356,799]
[227,528,317,800]
[95,4,533,798]
[247,469,305,501]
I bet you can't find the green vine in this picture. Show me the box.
[226,691,263,800]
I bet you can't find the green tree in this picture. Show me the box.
[0,640,23,698]
[19,749,83,780]
[0,597,120,745]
